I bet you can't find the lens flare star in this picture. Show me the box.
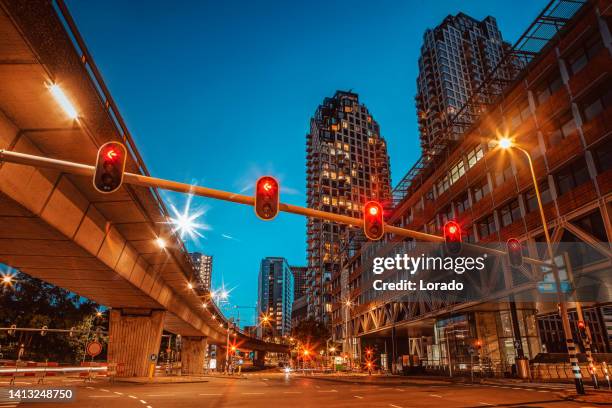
[164,194,210,241]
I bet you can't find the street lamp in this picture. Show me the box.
[497,137,585,394]
[343,300,353,370]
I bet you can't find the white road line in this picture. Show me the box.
[140,400,147,404]
[354,395,364,399]
[242,392,265,395]
[538,390,550,393]
[86,386,94,390]
[283,391,302,394]
[429,394,443,398]
[389,404,403,408]
[317,390,338,393]
[114,392,124,395]
[479,403,494,406]
[147,406,152,408]
[394,388,405,392]
[199,393,222,396]
[129,395,138,399]
[100,389,109,392]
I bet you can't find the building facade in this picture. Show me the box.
[257,257,294,337]
[290,265,308,299]
[416,13,515,153]
[190,252,213,291]
[306,90,392,325]
[336,0,612,374]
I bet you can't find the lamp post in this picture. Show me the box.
[497,137,585,394]
[344,300,352,371]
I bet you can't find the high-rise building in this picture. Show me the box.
[290,265,308,299]
[416,13,513,153]
[306,90,391,324]
[190,252,213,291]
[256,257,294,338]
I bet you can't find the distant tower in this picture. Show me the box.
[416,13,514,153]
[290,266,308,299]
[257,257,294,338]
[190,252,213,291]
[306,90,391,325]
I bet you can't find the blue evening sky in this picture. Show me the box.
[66,0,545,326]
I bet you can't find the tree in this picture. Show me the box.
[0,270,103,363]
[291,318,329,348]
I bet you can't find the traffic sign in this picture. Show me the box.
[86,341,103,357]
[150,353,157,361]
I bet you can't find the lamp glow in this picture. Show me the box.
[49,84,78,119]
[498,138,512,149]
[155,237,166,249]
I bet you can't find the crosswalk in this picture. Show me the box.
[0,389,19,408]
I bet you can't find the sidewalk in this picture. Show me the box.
[115,376,210,384]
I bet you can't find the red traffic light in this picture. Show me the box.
[254,176,279,220]
[577,321,586,330]
[443,221,462,255]
[93,142,127,194]
[507,238,523,268]
[363,201,384,240]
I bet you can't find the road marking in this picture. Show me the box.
[199,393,222,396]
[395,388,405,392]
[429,394,443,398]
[86,386,94,390]
[354,395,364,399]
[129,395,138,399]
[100,389,109,392]
[317,389,338,393]
[538,390,550,393]
[114,392,124,395]
[479,403,494,406]
[140,400,147,404]
[283,391,302,394]
[389,404,403,408]
[242,392,265,395]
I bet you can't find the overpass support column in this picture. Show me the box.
[253,350,267,368]
[108,309,165,377]
[181,336,207,375]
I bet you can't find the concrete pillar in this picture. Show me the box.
[253,350,266,368]
[216,347,227,372]
[108,309,165,377]
[181,336,207,375]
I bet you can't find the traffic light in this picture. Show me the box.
[475,339,483,350]
[40,325,48,336]
[93,142,127,193]
[254,176,279,220]
[507,238,523,268]
[443,221,462,255]
[363,201,384,240]
[577,321,588,340]
[8,324,16,336]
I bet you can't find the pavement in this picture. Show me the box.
[0,373,609,407]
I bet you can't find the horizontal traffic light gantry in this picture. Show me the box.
[254,176,279,220]
[93,141,127,194]
[363,201,384,240]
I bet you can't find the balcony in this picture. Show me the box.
[596,168,612,195]
[545,131,583,171]
[556,180,597,215]
[582,105,612,147]
[498,219,527,241]
[535,88,570,124]
[568,47,612,97]
[492,179,519,206]
[523,201,557,232]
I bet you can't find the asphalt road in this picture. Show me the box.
[1,374,603,408]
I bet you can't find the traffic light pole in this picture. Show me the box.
[0,149,555,269]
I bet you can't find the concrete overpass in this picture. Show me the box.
[0,0,287,376]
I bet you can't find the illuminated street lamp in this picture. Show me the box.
[48,83,78,119]
[497,137,585,394]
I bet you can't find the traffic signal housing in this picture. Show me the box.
[363,201,384,240]
[507,238,523,268]
[443,221,462,255]
[577,321,588,340]
[93,142,127,193]
[254,176,279,220]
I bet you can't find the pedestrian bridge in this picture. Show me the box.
[0,0,287,376]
